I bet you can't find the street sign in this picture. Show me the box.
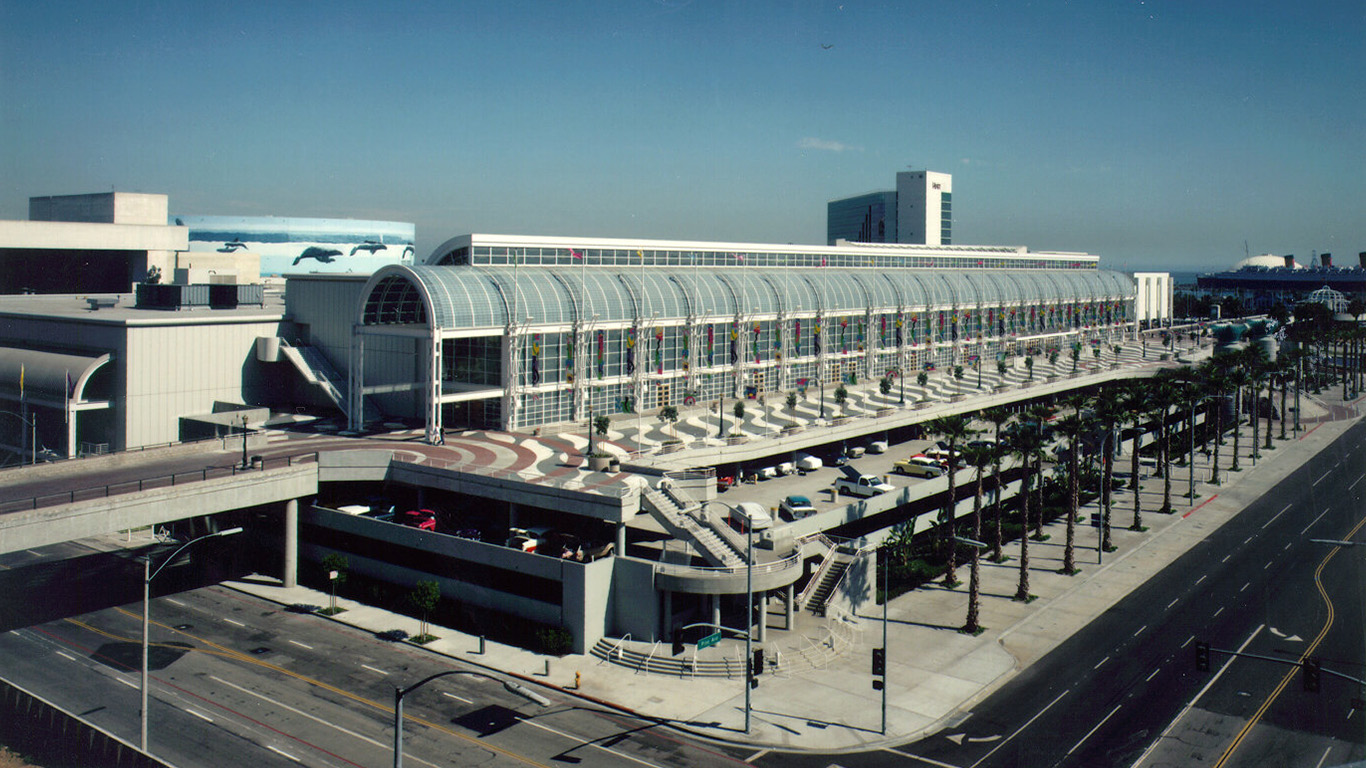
[698,631,721,650]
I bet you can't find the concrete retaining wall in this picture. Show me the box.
[0,677,170,768]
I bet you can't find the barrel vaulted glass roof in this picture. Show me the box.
[359,264,1134,331]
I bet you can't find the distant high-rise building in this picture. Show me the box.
[826,170,952,246]
[826,191,897,246]
[896,170,952,246]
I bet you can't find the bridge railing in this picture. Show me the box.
[0,452,319,513]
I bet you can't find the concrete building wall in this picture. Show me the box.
[123,318,285,447]
[30,192,169,226]
[609,556,661,640]
[1134,272,1173,324]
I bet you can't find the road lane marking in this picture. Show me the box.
[1196,575,1207,585]
[1134,625,1265,768]
[1094,655,1110,670]
[224,618,245,627]
[1146,668,1161,682]
[1240,582,1250,592]
[1166,599,1179,610]
[1352,476,1364,491]
[1262,504,1293,529]
[1182,636,1194,649]
[1134,625,1148,637]
[207,675,427,764]
[267,745,300,763]
[1242,537,1254,546]
[117,677,137,689]
[744,749,768,763]
[883,748,961,767]
[514,715,668,768]
[1065,704,1122,757]
[1264,560,1273,569]
[1300,508,1330,535]
[24,550,43,557]
[442,691,472,704]
[361,664,388,675]
[1285,543,1293,551]
[185,708,214,723]
[1315,746,1334,768]
[287,640,313,650]
[1213,607,1225,618]
[1221,555,1231,563]
[55,651,75,662]
[166,599,186,607]
[970,690,1068,768]
[1314,471,1331,486]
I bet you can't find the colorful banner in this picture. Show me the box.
[794,319,802,355]
[529,334,541,385]
[596,330,605,378]
[625,327,636,375]
[729,323,739,365]
[707,325,715,366]
[813,320,822,356]
[565,332,574,383]
[654,327,664,374]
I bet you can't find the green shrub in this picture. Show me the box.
[536,627,574,656]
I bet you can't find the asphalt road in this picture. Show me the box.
[748,419,1366,768]
[0,570,757,768]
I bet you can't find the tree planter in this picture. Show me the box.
[588,455,612,471]
[659,442,683,454]
[876,407,895,418]
[725,435,748,446]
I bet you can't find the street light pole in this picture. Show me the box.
[395,670,470,768]
[239,415,250,470]
[744,522,753,733]
[142,527,243,752]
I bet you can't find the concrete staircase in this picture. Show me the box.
[279,339,382,423]
[640,485,745,568]
[805,557,851,616]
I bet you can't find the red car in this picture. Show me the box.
[396,509,437,531]
[717,475,736,492]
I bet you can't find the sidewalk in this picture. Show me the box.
[226,389,1362,753]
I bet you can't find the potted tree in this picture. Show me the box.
[589,415,613,471]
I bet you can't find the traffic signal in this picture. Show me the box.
[872,647,886,677]
[1195,641,1210,672]
[672,636,684,656]
[753,648,765,676]
[1303,658,1321,693]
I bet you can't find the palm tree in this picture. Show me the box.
[927,414,977,586]
[1119,383,1148,532]
[1092,386,1123,550]
[981,406,1014,562]
[1148,379,1180,513]
[1197,360,1227,487]
[961,444,995,633]
[1242,346,1269,465]
[1055,409,1088,575]
[1010,425,1045,602]
[1224,365,1249,472]
[1023,402,1056,539]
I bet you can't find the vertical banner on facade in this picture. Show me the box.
[812,320,821,356]
[625,327,636,375]
[530,334,541,385]
[654,327,664,374]
[729,323,739,365]
[839,317,848,354]
[565,332,574,383]
[681,329,690,371]
[752,321,761,364]
[596,330,605,379]
[794,319,802,356]
[707,325,715,366]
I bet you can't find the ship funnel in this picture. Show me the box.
[1322,253,1333,268]
[1359,251,1365,269]
[1283,254,1295,268]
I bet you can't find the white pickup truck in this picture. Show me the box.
[835,473,894,497]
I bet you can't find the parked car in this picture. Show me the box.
[717,475,736,492]
[779,495,817,520]
[923,447,963,468]
[835,474,894,497]
[730,501,774,532]
[395,509,437,531]
[793,452,823,473]
[757,466,779,481]
[774,461,796,476]
[892,455,946,478]
[966,439,997,450]
[506,525,554,553]
[866,439,889,454]
[844,445,866,459]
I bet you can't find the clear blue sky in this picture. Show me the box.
[2,1,1362,272]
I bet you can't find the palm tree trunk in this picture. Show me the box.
[1032,453,1045,539]
[1279,376,1288,440]
[1160,413,1172,512]
[1231,387,1242,471]
[1131,417,1144,530]
[1210,399,1222,485]
[1014,462,1031,601]
[1064,440,1078,574]
[990,434,1004,562]
[965,468,984,632]
[943,448,958,586]
[1101,431,1114,549]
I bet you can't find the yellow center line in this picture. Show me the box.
[1213,512,1366,767]
[64,608,555,768]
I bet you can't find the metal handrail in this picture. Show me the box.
[0,452,320,513]
[652,549,802,578]
[417,454,639,498]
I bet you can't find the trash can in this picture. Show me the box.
[250,455,263,469]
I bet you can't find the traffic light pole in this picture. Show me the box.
[744,523,752,734]
[881,552,888,735]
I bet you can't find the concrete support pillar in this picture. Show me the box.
[615,522,626,555]
[785,584,795,630]
[711,594,721,631]
[416,487,427,509]
[662,589,673,641]
[282,498,299,589]
[509,503,521,529]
